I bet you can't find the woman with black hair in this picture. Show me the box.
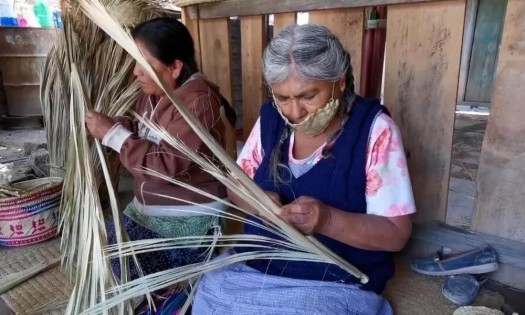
[85,17,235,302]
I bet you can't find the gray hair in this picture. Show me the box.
[263,24,356,102]
[262,24,357,186]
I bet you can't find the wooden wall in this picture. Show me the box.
[182,0,464,223]
[240,15,268,139]
[309,9,364,94]
[181,0,525,240]
[472,0,525,242]
[384,0,466,222]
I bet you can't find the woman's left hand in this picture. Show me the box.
[279,196,332,235]
[85,111,116,140]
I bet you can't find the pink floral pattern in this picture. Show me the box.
[237,113,416,217]
[366,170,383,196]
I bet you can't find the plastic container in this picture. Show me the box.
[0,16,17,26]
[33,0,52,28]
[52,10,61,28]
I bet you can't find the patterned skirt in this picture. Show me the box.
[105,201,218,279]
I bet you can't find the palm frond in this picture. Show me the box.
[82,249,326,314]
[46,1,370,313]
[40,1,164,314]
[133,118,368,281]
[58,64,140,315]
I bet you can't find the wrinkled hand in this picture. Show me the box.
[85,111,116,140]
[279,196,332,235]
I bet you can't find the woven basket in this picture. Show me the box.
[0,178,63,247]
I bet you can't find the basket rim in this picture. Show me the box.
[1,177,63,203]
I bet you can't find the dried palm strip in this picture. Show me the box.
[83,249,327,314]
[59,64,133,315]
[40,0,151,179]
[136,118,368,279]
[77,0,367,283]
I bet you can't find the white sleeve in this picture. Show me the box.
[364,113,416,217]
[101,123,133,153]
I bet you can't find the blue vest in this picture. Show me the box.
[239,96,394,294]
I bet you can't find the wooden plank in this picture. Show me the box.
[273,12,296,35]
[197,0,451,19]
[471,0,525,242]
[463,0,507,103]
[198,18,233,105]
[383,1,465,222]
[309,9,364,95]
[240,15,268,140]
[456,0,478,104]
[181,6,202,70]
[198,18,237,155]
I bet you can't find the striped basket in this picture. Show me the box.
[0,177,63,247]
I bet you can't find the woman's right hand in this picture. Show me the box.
[85,111,116,140]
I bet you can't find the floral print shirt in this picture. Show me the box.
[237,113,416,217]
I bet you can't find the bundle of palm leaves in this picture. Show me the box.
[40,0,156,180]
[45,0,371,313]
[39,0,369,313]
[39,1,164,314]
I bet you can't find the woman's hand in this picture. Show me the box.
[85,111,116,140]
[279,196,332,235]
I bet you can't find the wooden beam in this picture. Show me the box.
[240,15,268,140]
[383,1,465,222]
[198,18,233,105]
[309,8,364,94]
[273,12,296,35]
[471,0,525,242]
[197,0,451,19]
[456,0,479,104]
[198,18,237,158]
[181,6,202,70]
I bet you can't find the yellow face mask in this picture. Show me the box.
[273,84,340,136]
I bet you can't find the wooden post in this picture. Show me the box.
[273,13,296,35]
[472,0,525,242]
[240,15,268,140]
[383,1,466,222]
[198,18,234,105]
[181,6,202,70]
[309,9,364,93]
[198,18,236,157]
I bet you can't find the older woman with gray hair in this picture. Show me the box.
[193,24,415,314]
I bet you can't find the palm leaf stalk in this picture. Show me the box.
[60,64,133,315]
[133,116,369,280]
[40,1,163,314]
[63,0,371,312]
[76,0,368,282]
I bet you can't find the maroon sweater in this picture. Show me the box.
[105,75,227,206]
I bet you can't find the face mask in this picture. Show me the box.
[273,84,340,136]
